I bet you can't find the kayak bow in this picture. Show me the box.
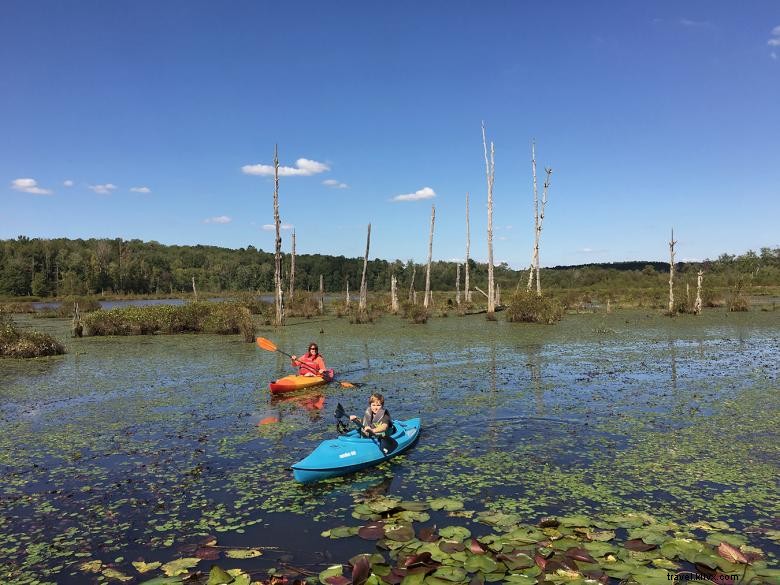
[291,418,421,483]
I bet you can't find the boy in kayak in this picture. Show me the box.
[350,393,391,437]
[290,342,327,377]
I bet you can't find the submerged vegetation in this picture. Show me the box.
[0,309,65,358]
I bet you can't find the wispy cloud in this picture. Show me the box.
[204,216,232,224]
[262,223,293,231]
[242,158,330,177]
[63,180,74,187]
[323,179,349,189]
[392,187,436,202]
[769,25,780,48]
[679,18,715,29]
[130,186,151,194]
[11,178,53,195]
[89,183,117,195]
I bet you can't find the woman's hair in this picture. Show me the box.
[308,342,319,353]
[369,392,384,405]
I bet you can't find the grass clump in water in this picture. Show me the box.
[0,309,66,357]
[83,301,255,340]
[506,290,564,324]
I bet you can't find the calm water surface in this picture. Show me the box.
[1,309,778,583]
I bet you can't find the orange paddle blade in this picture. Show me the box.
[339,381,355,388]
[256,337,278,352]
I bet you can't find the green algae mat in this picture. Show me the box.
[1,309,778,584]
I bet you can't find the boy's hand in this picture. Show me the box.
[349,415,358,421]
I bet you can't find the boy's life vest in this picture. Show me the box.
[361,406,392,436]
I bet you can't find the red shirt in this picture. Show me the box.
[293,353,326,376]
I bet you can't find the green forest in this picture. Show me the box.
[1,236,778,300]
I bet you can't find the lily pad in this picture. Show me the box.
[133,561,162,573]
[428,498,464,512]
[206,565,235,585]
[160,557,200,577]
[439,526,471,541]
[225,549,262,559]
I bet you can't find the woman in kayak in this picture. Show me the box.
[350,393,391,436]
[290,342,327,377]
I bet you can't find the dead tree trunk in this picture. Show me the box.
[536,167,552,295]
[319,274,324,314]
[423,205,435,309]
[527,141,538,292]
[694,270,704,315]
[408,265,416,303]
[289,229,296,300]
[465,192,471,302]
[345,279,350,307]
[668,228,677,315]
[192,276,198,300]
[359,223,371,312]
[456,263,461,306]
[482,122,496,314]
[273,145,284,326]
[391,273,399,313]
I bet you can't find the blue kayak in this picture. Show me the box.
[291,418,421,483]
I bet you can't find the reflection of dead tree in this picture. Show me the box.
[693,270,704,315]
[482,122,496,314]
[424,205,435,309]
[668,228,677,315]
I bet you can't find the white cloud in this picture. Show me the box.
[768,25,780,52]
[242,158,330,177]
[63,180,74,187]
[262,223,293,230]
[130,186,151,193]
[89,183,117,195]
[204,216,232,224]
[679,18,714,29]
[323,179,349,189]
[392,187,436,202]
[11,178,53,195]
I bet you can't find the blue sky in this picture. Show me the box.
[2,1,778,268]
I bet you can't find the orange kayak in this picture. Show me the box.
[269,369,334,395]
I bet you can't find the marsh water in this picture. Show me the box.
[1,309,778,583]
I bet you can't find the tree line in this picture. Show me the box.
[0,236,778,298]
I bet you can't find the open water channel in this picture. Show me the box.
[1,308,778,583]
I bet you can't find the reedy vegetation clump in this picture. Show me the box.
[0,309,66,358]
[82,302,256,341]
[506,290,564,324]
